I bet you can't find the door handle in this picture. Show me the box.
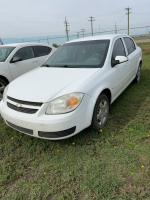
[127,62,130,66]
[136,55,139,58]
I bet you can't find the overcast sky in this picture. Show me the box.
[0,0,150,44]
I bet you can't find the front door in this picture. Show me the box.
[111,38,130,99]
[8,46,39,80]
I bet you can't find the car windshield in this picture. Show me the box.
[0,46,15,62]
[44,40,110,68]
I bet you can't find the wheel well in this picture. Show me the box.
[0,76,9,84]
[140,60,142,66]
[101,89,111,105]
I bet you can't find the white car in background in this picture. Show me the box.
[0,34,142,140]
[0,43,56,99]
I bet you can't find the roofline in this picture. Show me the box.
[66,34,128,44]
[1,42,54,47]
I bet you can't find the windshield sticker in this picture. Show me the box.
[82,48,85,54]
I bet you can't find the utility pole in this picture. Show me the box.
[64,17,69,41]
[47,36,49,44]
[125,7,131,35]
[88,16,95,36]
[115,23,117,34]
[146,27,149,35]
[0,38,3,45]
[80,29,85,37]
[77,32,80,39]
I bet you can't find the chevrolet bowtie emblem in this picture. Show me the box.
[16,104,22,108]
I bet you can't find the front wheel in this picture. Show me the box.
[0,78,8,100]
[91,93,109,131]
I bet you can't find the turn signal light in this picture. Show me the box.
[66,96,78,107]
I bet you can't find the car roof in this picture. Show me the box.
[66,34,128,43]
[1,43,53,48]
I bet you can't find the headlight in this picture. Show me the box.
[3,85,9,102]
[46,93,84,114]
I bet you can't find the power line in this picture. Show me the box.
[115,23,117,34]
[2,25,150,39]
[132,2,150,9]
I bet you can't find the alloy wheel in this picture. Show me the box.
[137,66,141,82]
[97,99,108,126]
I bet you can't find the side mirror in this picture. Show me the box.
[112,56,128,67]
[10,56,22,63]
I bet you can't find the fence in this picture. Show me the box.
[1,25,150,45]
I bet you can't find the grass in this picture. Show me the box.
[133,36,150,41]
[0,42,150,200]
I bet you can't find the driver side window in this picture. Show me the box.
[13,46,35,61]
[112,38,126,60]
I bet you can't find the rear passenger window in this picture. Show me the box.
[112,38,126,60]
[35,46,51,57]
[123,37,136,55]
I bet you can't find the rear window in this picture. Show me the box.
[35,46,51,57]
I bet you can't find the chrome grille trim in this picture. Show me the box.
[7,96,43,107]
[7,102,38,114]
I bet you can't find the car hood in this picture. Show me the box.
[7,67,100,102]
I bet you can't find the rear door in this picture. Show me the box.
[123,37,139,79]
[34,45,52,66]
[8,46,39,80]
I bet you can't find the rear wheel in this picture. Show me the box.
[91,93,109,131]
[0,78,8,100]
[133,63,141,83]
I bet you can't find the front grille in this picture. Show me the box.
[7,121,33,135]
[7,96,43,106]
[38,126,76,138]
[7,102,38,114]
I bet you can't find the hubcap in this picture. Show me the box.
[137,66,141,82]
[97,99,108,126]
[0,82,5,100]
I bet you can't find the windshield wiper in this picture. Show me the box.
[63,65,69,68]
[41,64,78,68]
[41,64,51,67]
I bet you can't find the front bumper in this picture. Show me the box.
[0,95,95,140]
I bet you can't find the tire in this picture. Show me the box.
[91,93,109,131]
[133,63,141,83]
[0,78,8,100]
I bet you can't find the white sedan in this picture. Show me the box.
[0,43,56,100]
[0,34,142,140]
